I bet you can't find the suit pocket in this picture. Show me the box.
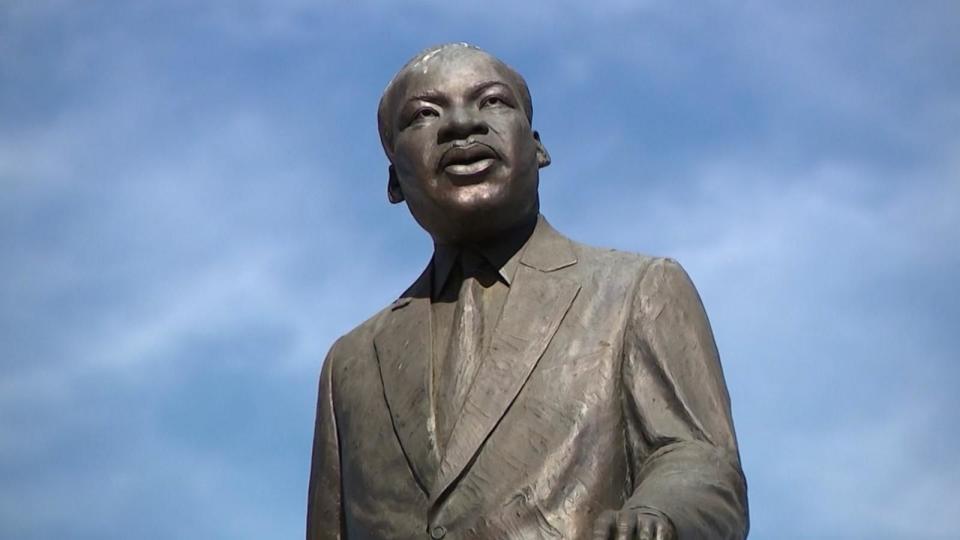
[500,488,564,539]
[533,501,563,539]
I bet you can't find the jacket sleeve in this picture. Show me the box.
[306,341,345,540]
[621,258,749,539]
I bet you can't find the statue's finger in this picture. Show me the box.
[653,516,676,540]
[592,510,617,540]
[635,514,655,540]
[614,512,636,540]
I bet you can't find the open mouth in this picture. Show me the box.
[438,143,499,178]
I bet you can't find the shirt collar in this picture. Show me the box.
[431,217,535,298]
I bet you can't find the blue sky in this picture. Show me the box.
[2,1,958,538]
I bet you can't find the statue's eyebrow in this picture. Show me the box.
[404,80,514,107]
[406,89,447,106]
[467,80,512,99]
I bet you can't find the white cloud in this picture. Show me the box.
[774,391,960,537]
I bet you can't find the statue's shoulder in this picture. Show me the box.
[565,235,704,310]
[533,216,660,281]
[323,300,393,368]
[324,264,430,364]
[563,233,662,281]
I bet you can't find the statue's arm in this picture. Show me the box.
[306,341,345,540]
[620,258,749,539]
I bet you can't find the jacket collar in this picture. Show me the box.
[430,215,538,298]
[519,214,578,272]
[374,214,580,498]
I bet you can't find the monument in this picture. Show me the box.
[307,43,748,540]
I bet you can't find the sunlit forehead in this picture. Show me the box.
[398,59,519,122]
[378,42,534,153]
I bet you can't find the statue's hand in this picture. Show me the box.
[592,507,676,540]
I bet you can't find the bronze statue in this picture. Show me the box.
[307,43,748,540]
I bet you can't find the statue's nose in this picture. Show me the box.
[438,106,488,143]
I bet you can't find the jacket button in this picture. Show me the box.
[430,525,446,539]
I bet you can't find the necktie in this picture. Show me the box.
[437,252,486,451]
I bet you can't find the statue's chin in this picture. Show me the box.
[436,201,537,245]
[407,174,538,244]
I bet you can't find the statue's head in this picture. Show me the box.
[378,43,551,244]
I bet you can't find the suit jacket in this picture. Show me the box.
[307,216,748,540]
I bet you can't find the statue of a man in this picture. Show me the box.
[307,43,748,540]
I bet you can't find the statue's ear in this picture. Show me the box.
[387,165,405,204]
[534,131,551,169]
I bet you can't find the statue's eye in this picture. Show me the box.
[482,96,505,108]
[415,108,438,120]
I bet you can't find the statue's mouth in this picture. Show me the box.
[438,143,499,178]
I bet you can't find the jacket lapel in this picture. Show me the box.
[373,267,441,494]
[431,217,580,503]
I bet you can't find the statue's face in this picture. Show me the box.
[386,50,548,244]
